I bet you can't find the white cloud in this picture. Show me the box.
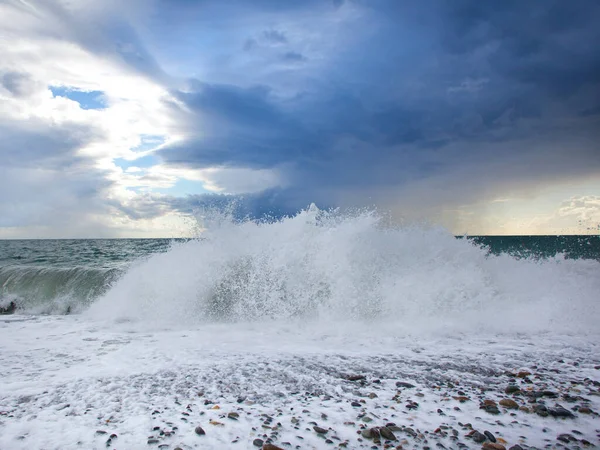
[0,0,295,238]
[0,0,200,237]
[1,0,598,238]
[558,196,600,229]
[158,166,285,194]
[198,167,285,194]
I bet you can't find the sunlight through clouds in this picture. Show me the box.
[1,0,599,237]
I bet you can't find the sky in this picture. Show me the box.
[0,0,599,238]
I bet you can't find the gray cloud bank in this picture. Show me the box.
[1,0,599,235]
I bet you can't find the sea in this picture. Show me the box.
[1,207,599,449]
[1,210,599,317]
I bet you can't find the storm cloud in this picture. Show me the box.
[157,0,600,218]
[1,0,599,236]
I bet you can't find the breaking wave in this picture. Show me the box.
[1,266,120,314]
[85,205,600,334]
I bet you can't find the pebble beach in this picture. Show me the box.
[1,316,599,449]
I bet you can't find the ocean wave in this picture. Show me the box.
[84,205,600,334]
[1,266,121,314]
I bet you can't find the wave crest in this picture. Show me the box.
[1,266,120,314]
[86,206,600,334]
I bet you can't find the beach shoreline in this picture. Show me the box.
[1,316,599,449]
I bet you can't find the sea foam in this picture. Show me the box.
[86,205,600,335]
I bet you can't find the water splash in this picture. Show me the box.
[86,205,600,334]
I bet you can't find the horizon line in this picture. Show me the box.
[0,234,598,241]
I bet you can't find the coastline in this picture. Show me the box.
[1,316,598,449]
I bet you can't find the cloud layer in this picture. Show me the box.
[1,0,599,236]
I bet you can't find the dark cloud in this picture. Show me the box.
[3,0,600,235]
[243,29,292,54]
[263,29,287,45]
[163,82,322,168]
[281,51,306,63]
[169,189,302,221]
[119,188,330,223]
[580,105,600,117]
[433,0,600,102]
[157,0,340,14]
[243,38,258,52]
[1,72,35,97]
[156,0,600,217]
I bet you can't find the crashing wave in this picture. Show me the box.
[84,205,600,334]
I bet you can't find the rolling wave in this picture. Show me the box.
[1,266,121,314]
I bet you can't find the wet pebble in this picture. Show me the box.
[379,426,396,440]
[499,399,518,409]
[557,433,577,443]
[483,405,501,415]
[505,385,520,394]
[471,431,486,443]
[346,374,366,381]
[549,406,575,418]
[482,443,506,450]
[263,445,285,450]
[484,430,496,442]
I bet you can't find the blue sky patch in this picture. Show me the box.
[156,179,211,197]
[50,86,107,110]
[132,135,166,152]
[114,154,159,171]
[115,135,167,171]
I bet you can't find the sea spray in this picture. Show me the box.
[85,205,600,334]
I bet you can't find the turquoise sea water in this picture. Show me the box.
[466,234,600,260]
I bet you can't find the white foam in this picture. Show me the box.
[1,316,599,449]
[86,205,600,335]
[4,208,600,449]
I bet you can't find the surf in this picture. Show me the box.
[85,205,600,335]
